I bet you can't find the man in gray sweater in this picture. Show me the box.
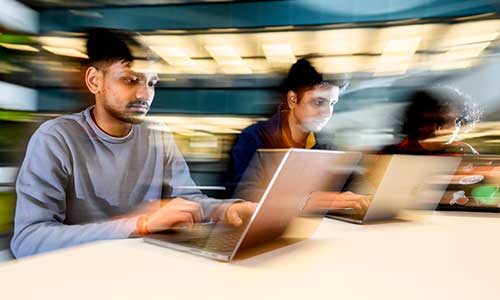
[11,29,255,258]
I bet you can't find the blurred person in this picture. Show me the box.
[380,88,480,155]
[227,58,369,212]
[11,28,255,258]
[380,88,482,208]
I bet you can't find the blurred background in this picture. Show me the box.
[3,0,500,256]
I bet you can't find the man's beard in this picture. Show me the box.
[104,101,149,124]
[300,117,329,132]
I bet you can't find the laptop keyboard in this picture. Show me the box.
[179,230,244,253]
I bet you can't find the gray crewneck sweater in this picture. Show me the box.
[11,107,228,258]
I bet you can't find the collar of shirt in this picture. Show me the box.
[85,106,136,144]
[280,111,316,149]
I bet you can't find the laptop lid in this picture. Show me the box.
[363,155,462,221]
[230,149,362,260]
[145,149,361,261]
[329,154,462,223]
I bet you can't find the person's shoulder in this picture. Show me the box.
[240,122,260,136]
[138,120,172,136]
[35,111,85,138]
[25,112,85,155]
[239,122,268,145]
[241,114,278,137]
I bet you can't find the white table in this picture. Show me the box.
[1,212,499,300]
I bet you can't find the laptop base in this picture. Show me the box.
[325,214,364,224]
[144,235,233,262]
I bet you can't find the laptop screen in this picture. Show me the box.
[438,154,500,212]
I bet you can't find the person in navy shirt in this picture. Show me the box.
[227,58,369,212]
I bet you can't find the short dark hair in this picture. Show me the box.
[279,58,345,111]
[86,28,134,67]
[86,28,160,70]
[281,58,325,94]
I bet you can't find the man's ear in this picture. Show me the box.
[85,66,103,95]
[287,90,298,109]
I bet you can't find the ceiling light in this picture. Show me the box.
[262,44,296,63]
[150,46,196,66]
[0,43,38,52]
[42,46,88,59]
[205,45,246,66]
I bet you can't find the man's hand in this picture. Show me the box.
[305,191,370,213]
[141,198,203,233]
[225,201,258,227]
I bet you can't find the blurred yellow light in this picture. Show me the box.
[374,36,421,75]
[312,56,372,73]
[153,46,186,57]
[262,44,297,63]
[176,59,217,74]
[427,40,488,71]
[438,20,500,48]
[205,45,239,57]
[205,45,246,67]
[444,42,491,59]
[446,33,499,47]
[375,24,444,54]
[150,46,196,66]
[147,115,260,132]
[38,37,86,51]
[42,46,88,59]
[378,54,413,64]
[484,139,500,144]
[216,59,246,66]
[315,28,373,55]
[205,127,240,134]
[448,20,500,36]
[382,37,421,54]
[0,43,38,52]
[138,35,188,46]
[244,58,273,73]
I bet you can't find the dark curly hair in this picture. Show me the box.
[401,88,481,140]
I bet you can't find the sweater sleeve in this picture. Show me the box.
[11,128,139,258]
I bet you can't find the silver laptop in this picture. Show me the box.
[144,148,361,262]
[327,154,462,224]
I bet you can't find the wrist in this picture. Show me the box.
[136,214,151,236]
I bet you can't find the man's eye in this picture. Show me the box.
[124,77,139,84]
[148,81,158,87]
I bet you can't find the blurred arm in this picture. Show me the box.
[11,130,139,258]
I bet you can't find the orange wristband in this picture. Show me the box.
[137,214,151,236]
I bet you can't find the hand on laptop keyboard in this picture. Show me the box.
[224,201,258,227]
[137,198,204,235]
[304,191,370,213]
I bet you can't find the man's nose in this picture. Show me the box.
[136,83,153,101]
[320,105,333,118]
